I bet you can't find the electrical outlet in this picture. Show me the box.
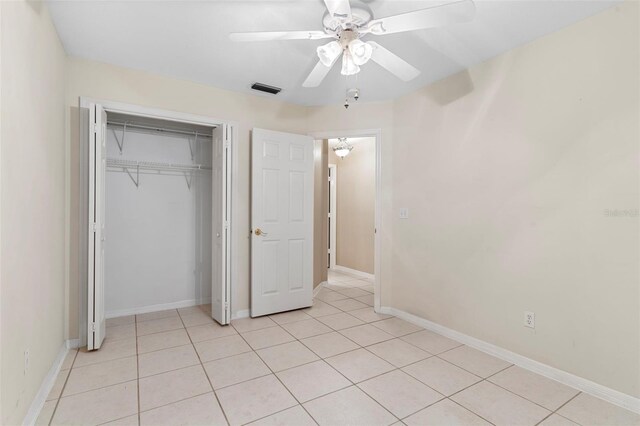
[24,350,30,375]
[399,208,409,219]
[524,312,535,329]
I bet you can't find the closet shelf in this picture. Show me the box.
[106,158,212,172]
[107,120,213,156]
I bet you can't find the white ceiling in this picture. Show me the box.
[48,0,619,106]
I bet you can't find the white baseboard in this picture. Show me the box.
[106,298,212,319]
[231,309,250,320]
[332,265,374,280]
[23,342,69,426]
[66,339,80,349]
[314,281,326,297]
[382,306,640,414]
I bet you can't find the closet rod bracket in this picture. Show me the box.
[112,122,127,155]
[184,170,193,190]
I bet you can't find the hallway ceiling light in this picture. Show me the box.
[333,138,353,158]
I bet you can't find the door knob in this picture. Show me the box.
[254,228,268,236]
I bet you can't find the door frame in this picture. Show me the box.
[310,129,382,312]
[78,97,238,346]
[327,163,337,270]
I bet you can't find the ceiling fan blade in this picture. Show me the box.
[365,0,475,35]
[229,31,334,42]
[368,42,420,81]
[323,0,352,21]
[303,60,335,88]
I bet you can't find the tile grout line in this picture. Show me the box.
[543,392,585,426]
[445,398,498,425]
[340,323,558,424]
[135,313,141,425]
[176,307,232,426]
[47,348,78,425]
[244,300,405,425]
[230,321,321,425]
[288,324,403,423]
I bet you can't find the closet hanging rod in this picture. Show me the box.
[107,121,213,138]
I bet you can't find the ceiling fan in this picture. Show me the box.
[229,0,476,88]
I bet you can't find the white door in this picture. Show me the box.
[251,129,314,316]
[211,124,232,324]
[87,103,107,350]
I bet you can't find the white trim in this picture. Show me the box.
[23,343,68,426]
[332,265,374,280]
[381,306,640,414]
[231,309,250,320]
[77,97,237,346]
[105,298,212,319]
[66,339,81,350]
[314,281,327,297]
[309,129,382,313]
[79,97,231,129]
[328,163,337,270]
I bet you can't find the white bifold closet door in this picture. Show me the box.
[211,124,231,325]
[88,106,232,350]
[87,103,107,350]
[251,128,314,317]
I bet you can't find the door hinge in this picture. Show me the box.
[91,222,97,233]
[92,123,99,134]
[90,322,96,332]
[224,221,230,229]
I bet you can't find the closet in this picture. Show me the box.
[82,102,231,350]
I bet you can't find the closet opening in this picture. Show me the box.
[80,100,232,350]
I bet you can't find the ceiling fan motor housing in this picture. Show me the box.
[322,2,373,35]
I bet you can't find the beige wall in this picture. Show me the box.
[310,2,640,398]
[328,138,376,274]
[65,58,309,338]
[0,1,67,423]
[313,140,329,287]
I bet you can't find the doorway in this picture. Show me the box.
[311,130,382,311]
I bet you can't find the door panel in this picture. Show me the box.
[88,103,107,350]
[251,128,314,317]
[211,124,231,325]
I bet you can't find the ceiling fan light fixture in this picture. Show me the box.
[317,41,342,67]
[348,39,373,65]
[340,50,360,76]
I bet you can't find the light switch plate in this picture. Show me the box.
[399,208,409,219]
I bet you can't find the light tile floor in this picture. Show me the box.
[39,271,640,426]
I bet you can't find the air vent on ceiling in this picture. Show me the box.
[251,82,281,95]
